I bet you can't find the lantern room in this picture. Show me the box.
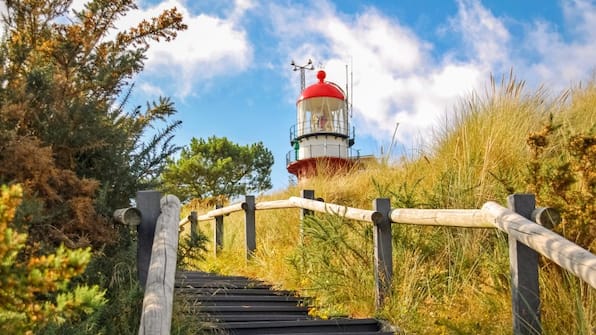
[296,70,349,138]
[287,69,356,180]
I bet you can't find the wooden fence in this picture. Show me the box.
[177,190,596,335]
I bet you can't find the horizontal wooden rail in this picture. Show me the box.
[113,207,142,226]
[178,202,561,231]
[189,194,596,291]
[191,197,382,223]
[255,199,294,210]
[482,201,596,289]
[198,202,243,221]
[289,197,382,223]
[179,216,189,228]
[184,197,494,228]
[389,208,493,228]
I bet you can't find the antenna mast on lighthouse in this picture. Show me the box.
[291,59,314,90]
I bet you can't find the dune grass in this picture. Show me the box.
[183,76,595,334]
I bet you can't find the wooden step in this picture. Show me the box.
[198,305,310,314]
[176,287,296,296]
[218,318,386,335]
[176,279,271,289]
[191,307,310,323]
[174,271,394,334]
[207,314,311,323]
[179,294,304,307]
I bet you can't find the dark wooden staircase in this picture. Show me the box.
[175,271,395,334]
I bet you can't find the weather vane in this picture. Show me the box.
[291,59,315,91]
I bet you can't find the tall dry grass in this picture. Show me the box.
[186,76,595,334]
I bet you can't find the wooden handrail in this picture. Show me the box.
[113,207,142,226]
[198,202,243,221]
[255,199,294,210]
[289,196,382,223]
[179,216,189,228]
[190,197,382,223]
[188,196,493,228]
[180,199,560,229]
[188,194,596,290]
[138,195,181,335]
[482,201,596,289]
[390,208,493,228]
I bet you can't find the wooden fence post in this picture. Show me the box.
[136,190,161,290]
[373,198,393,310]
[507,194,541,335]
[300,190,315,219]
[214,204,223,256]
[189,211,198,242]
[244,195,256,259]
[300,190,315,243]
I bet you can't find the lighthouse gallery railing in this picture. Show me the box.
[289,122,353,142]
[285,143,361,166]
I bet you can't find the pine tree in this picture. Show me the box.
[160,136,274,202]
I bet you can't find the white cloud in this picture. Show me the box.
[229,0,256,22]
[268,0,596,153]
[61,0,251,98]
[138,82,164,97]
[519,0,596,89]
[60,0,253,98]
[448,0,510,69]
[267,0,491,148]
[562,0,596,39]
[121,0,253,98]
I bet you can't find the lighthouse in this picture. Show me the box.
[286,66,355,181]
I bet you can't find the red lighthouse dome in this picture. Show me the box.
[298,70,345,102]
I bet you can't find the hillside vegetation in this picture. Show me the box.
[183,75,595,334]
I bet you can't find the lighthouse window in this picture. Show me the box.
[297,97,347,136]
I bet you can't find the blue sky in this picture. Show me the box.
[74,0,596,191]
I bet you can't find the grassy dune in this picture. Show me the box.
[182,77,595,334]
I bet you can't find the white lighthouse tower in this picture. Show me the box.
[287,66,355,181]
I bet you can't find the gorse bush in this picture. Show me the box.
[0,1,189,333]
[0,185,106,334]
[526,99,596,252]
[0,0,185,250]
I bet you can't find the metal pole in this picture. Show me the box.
[292,59,314,91]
